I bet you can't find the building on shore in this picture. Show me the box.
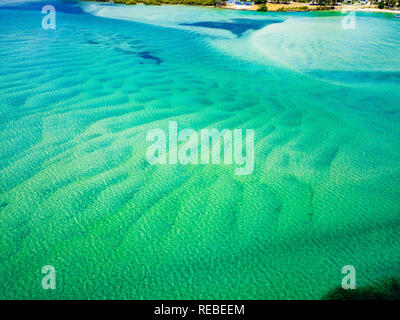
[226,0,255,6]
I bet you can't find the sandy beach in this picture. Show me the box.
[225,3,318,11]
[354,7,400,13]
[225,3,400,13]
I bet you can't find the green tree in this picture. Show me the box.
[257,3,268,10]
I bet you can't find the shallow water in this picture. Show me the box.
[0,0,399,299]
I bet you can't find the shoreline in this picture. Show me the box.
[85,1,400,14]
[224,3,400,13]
[353,7,400,14]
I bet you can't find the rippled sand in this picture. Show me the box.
[0,1,399,299]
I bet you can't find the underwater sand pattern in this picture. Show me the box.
[0,1,400,299]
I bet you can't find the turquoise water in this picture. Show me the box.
[0,0,400,299]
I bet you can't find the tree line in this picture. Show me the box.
[93,0,399,8]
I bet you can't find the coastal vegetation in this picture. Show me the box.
[94,0,332,10]
[95,0,218,5]
[90,0,399,10]
[257,3,268,10]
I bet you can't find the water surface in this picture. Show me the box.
[0,0,400,299]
